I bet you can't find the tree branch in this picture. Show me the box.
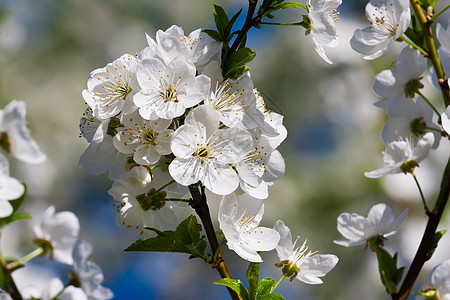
[392,157,450,300]
[189,185,241,300]
[230,0,260,53]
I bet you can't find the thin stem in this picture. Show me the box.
[230,0,259,53]
[260,21,302,26]
[410,0,450,106]
[163,198,190,203]
[13,247,44,267]
[424,126,443,133]
[393,157,450,300]
[411,172,428,211]
[271,273,287,293]
[431,3,450,21]
[150,163,169,170]
[400,35,428,57]
[155,180,175,194]
[188,184,241,300]
[213,239,226,262]
[0,229,23,300]
[416,90,441,116]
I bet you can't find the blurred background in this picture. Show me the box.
[0,0,449,299]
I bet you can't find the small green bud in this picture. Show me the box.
[400,160,419,174]
[413,285,438,300]
[366,235,387,251]
[136,188,167,211]
[301,15,312,35]
[275,259,300,281]
[410,117,427,136]
[404,78,424,98]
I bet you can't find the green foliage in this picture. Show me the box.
[202,5,242,44]
[375,247,405,295]
[404,16,424,50]
[124,215,207,259]
[214,271,285,300]
[418,0,439,9]
[259,0,308,18]
[214,278,250,300]
[429,230,446,256]
[0,183,30,227]
[246,262,260,299]
[222,48,256,79]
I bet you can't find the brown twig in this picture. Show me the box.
[230,0,260,53]
[189,184,241,300]
[392,157,450,300]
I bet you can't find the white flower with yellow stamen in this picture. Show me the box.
[203,62,264,129]
[274,220,338,284]
[218,192,280,262]
[145,25,222,72]
[364,132,434,178]
[236,130,285,199]
[108,167,181,239]
[350,0,410,60]
[307,0,342,64]
[113,111,173,165]
[134,56,210,120]
[169,105,253,195]
[83,54,138,119]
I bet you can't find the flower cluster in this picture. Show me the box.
[79,25,287,238]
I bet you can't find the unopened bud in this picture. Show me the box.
[128,166,152,188]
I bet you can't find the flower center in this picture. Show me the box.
[161,85,179,102]
[143,129,159,146]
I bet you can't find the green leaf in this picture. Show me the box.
[260,294,285,300]
[256,278,276,298]
[429,230,446,256]
[227,8,243,36]
[246,262,260,299]
[202,29,222,42]
[418,0,438,9]
[375,247,404,294]
[124,215,207,259]
[213,4,229,38]
[214,278,250,300]
[0,184,28,227]
[260,0,308,17]
[273,2,308,11]
[222,47,255,79]
[225,66,251,80]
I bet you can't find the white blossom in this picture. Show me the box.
[79,135,129,180]
[218,192,280,262]
[168,105,253,195]
[113,111,173,165]
[0,153,24,218]
[203,61,264,129]
[334,203,407,247]
[134,56,210,120]
[381,97,440,149]
[350,0,410,59]
[429,260,450,300]
[22,278,87,300]
[108,166,181,238]
[0,100,46,164]
[307,0,342,64]
[82,54,138,119]
[442,105,450,134]
[373,46,427,117]
[72,240,113,300]
[33,206,80,265]
[144,25,221,71]
[364,132,434,178]
[274,220,338,284]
